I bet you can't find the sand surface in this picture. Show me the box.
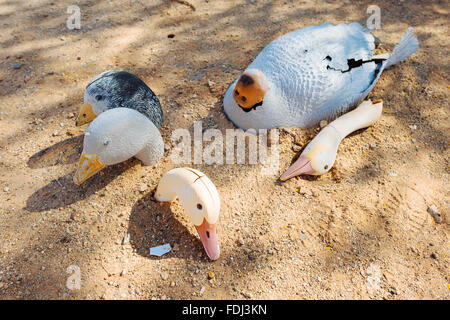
[0,0,448,299]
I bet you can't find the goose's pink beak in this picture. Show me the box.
[195,218,220,261]
[280,155,315,181]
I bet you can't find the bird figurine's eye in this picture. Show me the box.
[241,96,247,102]
[95,95,103,101]
[197,203,203,210]
[324,165,329,170]
[234,90,239,96]
[82,113,86,117]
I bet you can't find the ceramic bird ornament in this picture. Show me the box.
[76,70,163,127]
[224,23,418,130]
[155,168,221,261]
[73,107,164,185]
[280,99,383,180]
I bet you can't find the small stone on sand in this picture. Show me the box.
[427,205,442,224]
[122,233,131,245]
[319,120,328,128]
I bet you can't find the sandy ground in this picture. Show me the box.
[0,0,449,300]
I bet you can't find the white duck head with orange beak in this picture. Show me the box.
[73,107,164,185]
[155,168,221,261]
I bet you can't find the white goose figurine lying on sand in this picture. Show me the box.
[155,168,221,261]
[280,99,383,181]
[223,23,418,130]
[73,107,164,185]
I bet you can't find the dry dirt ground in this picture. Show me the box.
[0,0,449,300]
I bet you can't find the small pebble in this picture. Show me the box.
[389,172,398,177]
[3,187,9,192]
[299,232,307,241]
[319,120,328,128]
[161,272,169,280]
[12,63,23,69]
[122,233,131,245]
[200,286,205,295]
[192,73,204,80]
[139,184,147,192]
[299,187,312,196]
[207,271,215,280]
[427,205,442,224]
[207,80,215,91]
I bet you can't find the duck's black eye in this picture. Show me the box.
[197,203,202,210]
[234,90,239,96]
[95,95,103,101]
[206,231,210,238]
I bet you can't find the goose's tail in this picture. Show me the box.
[385,27,419,69]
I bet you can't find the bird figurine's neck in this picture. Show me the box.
[279,99,383,180]
[327,99,383,140]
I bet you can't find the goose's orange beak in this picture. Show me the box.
[195,218,220,261]
[73,153,105,185]
[75,103,96,126]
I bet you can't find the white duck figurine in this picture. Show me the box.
[223,23,418,130]
[155,168,221,260]
[73,107,164,185]
[75,70,163,127]
[280,99,383,180]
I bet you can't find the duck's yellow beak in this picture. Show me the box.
[73,153,105,185]
[75,103,96,126]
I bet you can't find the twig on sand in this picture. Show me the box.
[101,263,113,277]
[171,0,196,11]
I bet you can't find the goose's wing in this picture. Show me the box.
[250,23,383,123]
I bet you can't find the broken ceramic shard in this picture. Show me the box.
[149,243,172,256]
